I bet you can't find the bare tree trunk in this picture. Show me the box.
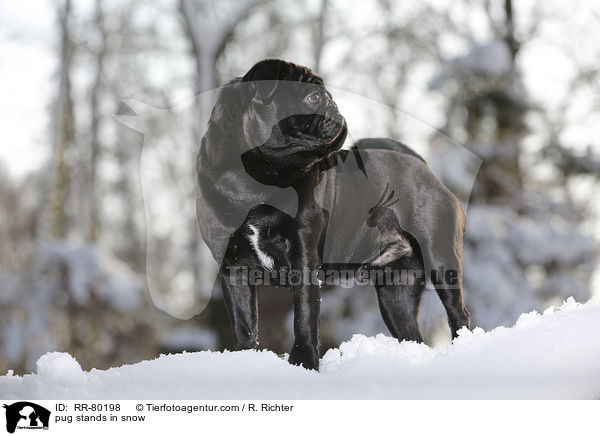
[46,0,75,240]
[313,0,328,72]
[504,0,519,60]
[86,0,107,242]
[499,0,523,205]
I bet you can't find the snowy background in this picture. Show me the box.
[1,0,600,398]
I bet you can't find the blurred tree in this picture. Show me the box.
[0,0,182,374]
[40,0,76,242]
[428,0,598,329]
[437,0,527,205]
[84,0,108,242]
[312,0,328,72]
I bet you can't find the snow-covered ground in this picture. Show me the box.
[1,298,599,399]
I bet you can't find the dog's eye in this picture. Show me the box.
[307,92,321,104]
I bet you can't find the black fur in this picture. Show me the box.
[196,59,470,370]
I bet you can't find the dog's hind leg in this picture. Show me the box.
[428,242,470,338]
[421,196,471,338]
[435,286,470,338]
[373,256,425,343]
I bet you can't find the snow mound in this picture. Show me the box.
[36,352,85,388]
[2,298,600,399]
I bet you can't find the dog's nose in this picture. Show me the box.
[325,101,338,119]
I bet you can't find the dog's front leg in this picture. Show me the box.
[288,179,326,371]
[288,229,322,370]
[289,307,321,367]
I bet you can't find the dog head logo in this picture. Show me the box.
[3,402,50,433]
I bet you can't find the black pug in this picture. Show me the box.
[196,59,470,370]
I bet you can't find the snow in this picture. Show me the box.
[429,40,513,89]
[35,352,85,388]
[37,244,143,313]
[2,298,599,399]
[463,205,597,329]
[510,219,597,265]
[448,40,512,77]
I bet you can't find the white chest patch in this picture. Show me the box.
[247,224,275,270]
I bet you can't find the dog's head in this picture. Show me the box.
[201,59,347,187]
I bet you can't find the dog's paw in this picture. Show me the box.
[288,343,319,371]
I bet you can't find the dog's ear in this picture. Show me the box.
[242,59,283,101]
